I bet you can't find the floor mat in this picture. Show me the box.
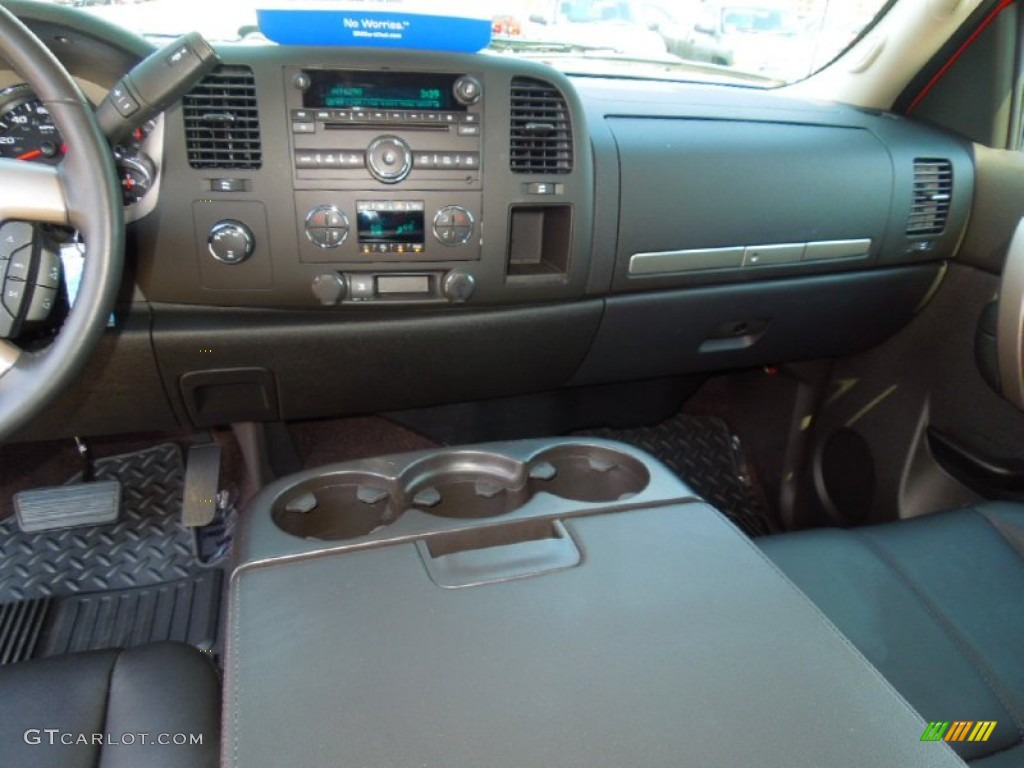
[0,571,222,665]
[578,414,778,537]
[0,443,230,663]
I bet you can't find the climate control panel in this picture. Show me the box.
[295,191,481,264]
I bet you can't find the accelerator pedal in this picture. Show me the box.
[182,442,222,527]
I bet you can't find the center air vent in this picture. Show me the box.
[183,66,261,170]
[510,77,573,174]
[907,159,952,236]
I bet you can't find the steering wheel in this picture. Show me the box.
[0,5,123,441]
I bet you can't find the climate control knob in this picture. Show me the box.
[366,135,412,184]
[433,205,475,246]
[208,220,254,264]
[443,269,476,303]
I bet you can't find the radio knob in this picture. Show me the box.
[366,135,412,184]
[453,75,482,106]
[208,220,254,264]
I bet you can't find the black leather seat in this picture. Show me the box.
[0,642,220,768]
[758,502,1024,766]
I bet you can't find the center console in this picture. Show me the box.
[224,438,961,768]
[140,50,594,310]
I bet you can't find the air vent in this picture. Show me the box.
[183,66,261,170]
[510,77,573,174]
[907,159,952,236]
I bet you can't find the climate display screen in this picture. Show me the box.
[304,71,462,112]
[357,209,425,244]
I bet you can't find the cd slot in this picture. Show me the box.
[323,122,451,132]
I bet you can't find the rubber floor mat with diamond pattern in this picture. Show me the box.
[0,443,203,603]
[578,414,777,537]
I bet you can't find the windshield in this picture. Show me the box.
[59,0,889,87]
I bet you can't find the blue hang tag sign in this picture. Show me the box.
[257,0,496,51]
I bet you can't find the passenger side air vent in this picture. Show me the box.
[183,66,262,169]
[510,77,573,174]
[907,159,952,236]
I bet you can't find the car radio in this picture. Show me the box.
[286,67,483,186]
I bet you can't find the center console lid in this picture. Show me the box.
[225,438,963,767]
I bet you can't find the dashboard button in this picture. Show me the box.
[295,152,317,168]
[440,112,457,123]
[352,109,370,122]
[438,153,455,168]
[348,274,375,300]
[461,113,480,124]
[292,122,315,134]
[388,111,404,122]
[332,110,354,122]
[371,110,387,122]
[461,153,480,169]
[314,110,332,121]
[292,109,313,122]
[407,112,422,122]
[457,123,481,137]
[424,112,439,122]
[414,153,435,169]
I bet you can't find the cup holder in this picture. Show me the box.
[271,444,651,541]
[405,452,530,519]
[526,445,650,503]
[272,473,403,541]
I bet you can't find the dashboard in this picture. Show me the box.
[0,2,978,440]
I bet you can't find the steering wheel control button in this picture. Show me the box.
[312,273,347,306]
[5,248,30,282]
[305,205,349,249]
[0,222,34,261]
[35,250,61,290]
[433,206,474,246]
[25,285,56,322]
[207,220,255,264]
[453,75,483,106]
[3,279,26,315]
[366,136,412,184]
[442,269,476,303]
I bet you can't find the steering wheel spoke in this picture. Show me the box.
[0,158,68,225]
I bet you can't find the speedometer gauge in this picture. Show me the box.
[0,85,64,164]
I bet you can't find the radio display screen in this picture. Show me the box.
[304,71,463,112]
[357,208,425,244]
